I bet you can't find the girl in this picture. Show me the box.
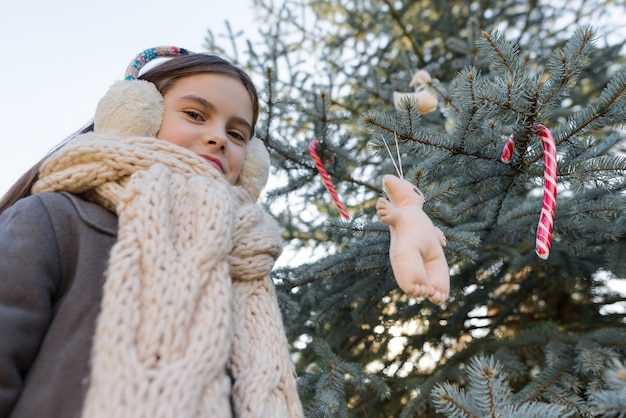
[0,47,303,418]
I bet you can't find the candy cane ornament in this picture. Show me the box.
[500,124,557,259]
[309,140,351,219]
[500,134,516,163]
[534,124,557,259]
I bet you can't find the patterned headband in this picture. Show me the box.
[124,46,191,80]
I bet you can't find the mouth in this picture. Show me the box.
[199,154,224,173]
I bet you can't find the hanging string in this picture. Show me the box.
[309,140,350,220]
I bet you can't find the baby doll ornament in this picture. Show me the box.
[376,135,450,305]
[393,69,439,115]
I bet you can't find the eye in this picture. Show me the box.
[228,131,247,143]
[184,110,204,121]
[413,187,422,196]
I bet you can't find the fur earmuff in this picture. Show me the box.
[94,80,163,137]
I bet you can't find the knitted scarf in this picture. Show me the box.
[32,134,304,418]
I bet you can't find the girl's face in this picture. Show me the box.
[156,73,254,184]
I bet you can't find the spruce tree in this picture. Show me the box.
[206,0,626,416]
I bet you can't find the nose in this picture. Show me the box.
[204,127,228,151]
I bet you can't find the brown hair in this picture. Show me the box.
[0,53,259,214]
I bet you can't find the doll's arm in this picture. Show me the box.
[434,226,447,247]
[376,197,399,225]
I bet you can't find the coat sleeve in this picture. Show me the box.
[0,195,62,417]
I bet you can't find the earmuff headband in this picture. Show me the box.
[124,46,191,80]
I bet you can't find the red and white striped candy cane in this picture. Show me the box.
[500,125,557,259]
[534,124,557,259]
[309,140,351,220]
[501,134,516,163]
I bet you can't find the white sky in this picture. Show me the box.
[0,0,257,195]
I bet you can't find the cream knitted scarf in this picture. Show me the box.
[32,134,304,418]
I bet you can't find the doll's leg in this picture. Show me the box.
[425,254,450,305]
[392,256,433,299]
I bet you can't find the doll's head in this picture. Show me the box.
[93,49,269,200]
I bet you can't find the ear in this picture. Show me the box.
[236,137,270,201]
[93,80,163,137]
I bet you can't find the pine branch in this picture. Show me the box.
[381,0,425,65]
[457,68,480,150]
[541,26,596,106]
[480,31,517,75]
[558,66,626,146]
[434,389,480,418]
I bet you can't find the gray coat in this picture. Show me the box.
[0,192,117,418]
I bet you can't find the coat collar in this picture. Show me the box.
[62,192,118,236]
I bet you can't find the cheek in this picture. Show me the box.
[155,117,192,147]
[155,119,174,143]
[227,146,248,184]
